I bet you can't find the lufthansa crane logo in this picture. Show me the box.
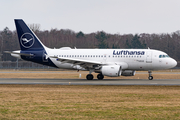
[20,33,35,48]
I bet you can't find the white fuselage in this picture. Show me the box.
[45,48,177,71]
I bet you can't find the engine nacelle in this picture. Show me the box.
[121,70,136,76]
[101,65,121,77]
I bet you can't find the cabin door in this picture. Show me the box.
[146,51,152,63]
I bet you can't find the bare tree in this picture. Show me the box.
[28,24,41,32]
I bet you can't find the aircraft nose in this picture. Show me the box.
[170,58,177,68]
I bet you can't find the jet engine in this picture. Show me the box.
[101,65,121,77]
[121,70,136,76]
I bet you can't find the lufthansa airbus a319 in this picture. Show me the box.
[5,19,177,80]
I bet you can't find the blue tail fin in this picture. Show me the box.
[15,19,45,51]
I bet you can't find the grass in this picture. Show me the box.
[0,85,180,119]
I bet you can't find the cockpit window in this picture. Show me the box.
[159,55,169,58]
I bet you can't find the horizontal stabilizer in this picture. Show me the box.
[4,51,34,56]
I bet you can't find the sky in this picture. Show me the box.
[1,0,180,34]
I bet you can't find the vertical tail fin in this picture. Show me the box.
[15,19,45,51]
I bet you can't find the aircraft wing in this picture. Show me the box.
[49,55,105,69]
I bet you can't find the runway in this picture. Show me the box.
[0,78,180,85]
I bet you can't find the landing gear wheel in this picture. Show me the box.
[148,76,153,80]
[86,74,94,80]
[97,74,104,80]
[148,70,153,80]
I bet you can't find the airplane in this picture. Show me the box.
[5,19,177,80]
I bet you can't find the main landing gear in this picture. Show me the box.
[148,70,153,80]
[97,73,104,80]
[86,73,104,80]
[86,74,94,80]
[86,69,94,80]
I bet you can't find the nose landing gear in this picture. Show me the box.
[148,70,153,80]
